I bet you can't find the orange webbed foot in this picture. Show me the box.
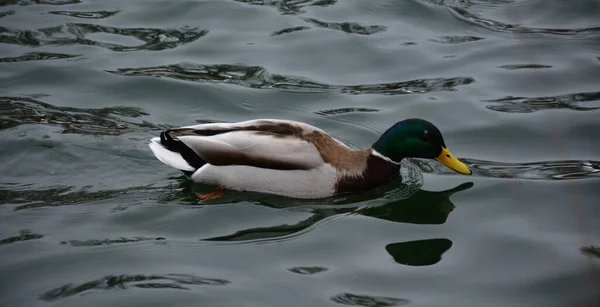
[197,186,226,201]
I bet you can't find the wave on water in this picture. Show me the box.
[0,96,168,135]
[497,64,553,70]
[429,35,484,44]
[60,237,166,247]
[48,10,120,19]
[315,108,379,116]
[0,23,207,51]
[108,63,474,95]
[1,0,81,6]
[0,229,44,245]
[287,266,328,275]
[330,292,409,307]
[302,18,386,35]
[233,0,337,15]
[484,91,600,113]
[0,10,15,18]
[580,245,600,259]
[0,184,177,211]
[40,274,230,301]
[0,51,80,63]
[424,0,600,38]
[271,26,310,36]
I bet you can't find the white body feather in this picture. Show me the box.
[192,163,337,198]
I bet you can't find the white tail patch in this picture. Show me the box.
[148,137,196,171]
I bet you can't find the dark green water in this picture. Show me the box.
[1,0,599,306]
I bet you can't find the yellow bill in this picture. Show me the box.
[435,147,472,175]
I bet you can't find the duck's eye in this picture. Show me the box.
[421,130,429,142]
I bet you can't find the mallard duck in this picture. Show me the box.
[149,118,471,200]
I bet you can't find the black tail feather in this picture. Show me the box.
[181,170,195,176]
[160,130,206,169]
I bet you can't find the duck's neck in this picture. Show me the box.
[335,150,402,194]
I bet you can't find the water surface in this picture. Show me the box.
[1,0,599,306]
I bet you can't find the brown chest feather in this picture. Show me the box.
[335,155,401,195]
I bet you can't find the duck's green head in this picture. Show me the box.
[372,118,471,175]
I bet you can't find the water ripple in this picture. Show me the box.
[287,266,328,275]
[40,274,230,301]
[0,230,44,246]
[0,96,168,135]
[330,293,409,307]
[48,10,120,19]
[432,1,600,38]
[0,185,168,211]
[1,0,80,6]
[485,91,600,113]
[413,158,600,180]
[340,77,473,95]
[315,108,379,116]
[0,51,80,63]
[429,35,483,44]
[271,26,310,36]
[234,0,337,15]
[202,210,335,242]
[34,0,80,4]
[498,64,553,70]
[108,63,474,95]
[0,23,207,51]
[0,0,81,6]
[302,18,386,35]
[580,245,600,259]
[60,237,166,247]
[0,10,14,18]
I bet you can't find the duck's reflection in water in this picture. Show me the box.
[357,182,473,225]
[200,182,472,267]
[385,238,453,266]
